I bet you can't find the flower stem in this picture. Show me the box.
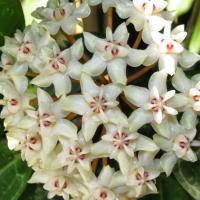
[120,94,138,110]
[133,31,142,49]
[127,62,157,83]
[92,159,99,172]
[26,72,38,77]
[107,8,113,29]
[65,113,77,121]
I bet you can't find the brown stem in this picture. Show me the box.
[127,63,157,83]
[102,157,108,166]
[99,75,109,84]
[92,159,99,172]
[26,72,38,77]
[107,8,113,29]
[133,31,142,49]
[120,94,138,110]
[65,113,77,121]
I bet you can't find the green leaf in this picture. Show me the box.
[0,0,25,46]
[174,159,200,200]
[0,139,32,200]
[189,12,200,53]
[140,176,193,200]
[167,0,194,16]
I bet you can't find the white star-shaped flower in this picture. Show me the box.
[124,71,186,130]
[116,0,169,43]
[1,22,55,72]
[0,80,34,127]
[83,23,147,85]
[32,0,90,35]
[82,166,121,200]
[0,53,28,93]
[61,73,127,141]
[31,38,84,97]
[6,127,42,167]
[52,132,92,175]
[18,88,78,154]
[144,24,200,75]
[126,152,160,198]
[154,125,200,176]
[172,68,200,129]
[29,168,87,199]
[91,123,158,174]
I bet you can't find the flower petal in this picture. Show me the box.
[80,73,100,97]
[103,83,122,101]
[91,140,112,157]
[178,50,200,69]
[116,1,132,19]
[98,166,114,186]
[172,67,194,93]
[158,54,177,76]
[70,38,84,59]
[184,148,197,162]
[148,71,167,94]
[129,108,152,131]
[60,95,89,115]
[83,32,99,53]
[82,53,106,77]
[52,73,71,97]
[153,134,173,151]
[107,59,127,85]
[167,93,188,108]
[55,119,77,139]
[127,48,147,67]
[117,151,131,175]
[180,108,197,129]
[82,116,101,141]
[67,60,82,80]
[113,23,129,46]
[153,108,163,124]
[143,44,159,66]
[124,85,149,107]
[163,106,178,115]
[136,135,159,152]
[73,1,90,18]
[160,152,177,176]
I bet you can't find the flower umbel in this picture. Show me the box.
[0,0,200,199]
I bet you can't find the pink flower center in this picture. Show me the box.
[10,98,18,106]
[89,96,108,114]
[100,192,108,199]
[112,132,130,149]
[111,47,119,56]
[150,96,165,112]
[167,43,174,50]
[23,47,30,54]
[30,137,37,144]
[69,146,86,163]
[193,95,200,102]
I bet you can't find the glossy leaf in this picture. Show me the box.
[0,0,25,46]
[189,12,200,53]
[174,150,200,200]
[0,139,32,200]
[167,0,194,16]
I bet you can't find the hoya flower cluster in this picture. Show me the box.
[0,0,200,199]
